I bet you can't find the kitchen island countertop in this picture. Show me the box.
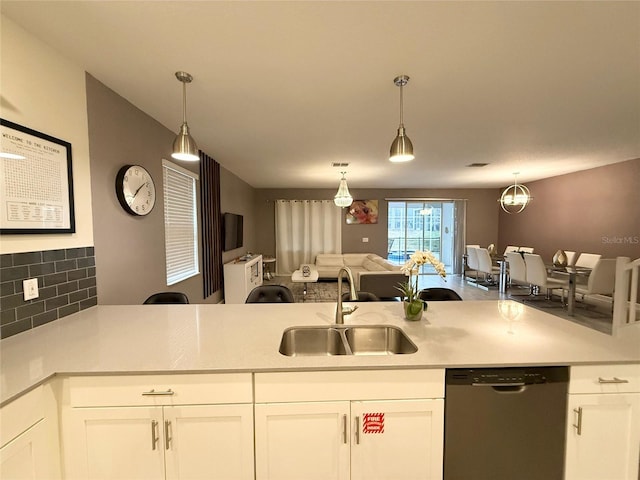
[1,301,639,405]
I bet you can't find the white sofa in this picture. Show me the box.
[314,253,406,299]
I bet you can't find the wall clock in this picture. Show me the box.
[115,165,156,216]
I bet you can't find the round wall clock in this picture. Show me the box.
[115,165,156,216]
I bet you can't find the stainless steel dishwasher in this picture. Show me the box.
[444,366,569,480]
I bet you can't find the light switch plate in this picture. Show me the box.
[23,278,39,301]
[362,237,369,243]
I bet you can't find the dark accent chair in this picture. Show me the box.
[341,291,381,302]
[143,292,190,304]
[418,288,462,301]
[245,285,295,303]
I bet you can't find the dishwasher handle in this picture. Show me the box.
[472,382,525,387]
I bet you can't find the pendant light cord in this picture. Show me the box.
[399,84,404,127]
[182,81,188,124]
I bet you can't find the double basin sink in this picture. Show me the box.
[279,325,418,356]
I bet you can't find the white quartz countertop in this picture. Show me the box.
[1,301,639,405]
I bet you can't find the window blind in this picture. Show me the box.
[162,159,199,285]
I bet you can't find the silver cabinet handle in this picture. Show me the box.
[573,407,583,436]
[142,388,175,396]
[151,420,159,450]
[354,416,360,445]
[164,420,172,450]
[598,377,629,384]
[342,415,348,444]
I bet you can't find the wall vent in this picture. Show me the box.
[332,162,350,167]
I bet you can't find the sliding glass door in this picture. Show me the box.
[388,200,460,275]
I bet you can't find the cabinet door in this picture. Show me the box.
[164,404,254,480]
[0,419,54,480]
[67,407,164,480]
[350,399,444,480]
[565,393,640,480]
[255,401,350,480]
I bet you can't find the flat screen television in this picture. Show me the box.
[223,212,243,251]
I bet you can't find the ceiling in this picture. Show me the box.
[2,1,639,190]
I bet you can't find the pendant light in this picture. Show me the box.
[499,172,532,214]
[334,172,353,208]
[389,75,415,163]
[171,71,199,162]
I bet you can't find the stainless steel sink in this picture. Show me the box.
[279,325,417,356]
[343,326,418,355]
[279,326,348,356]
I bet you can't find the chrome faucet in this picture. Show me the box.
[336,266,358,324]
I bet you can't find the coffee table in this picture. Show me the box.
[291,264,319,301]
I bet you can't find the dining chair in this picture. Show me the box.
[503,245,520,255]
[523,254,568,302]
[564,251,578,266]
[476,248,500,286]
[575,259,616,302]
[465,247,480,283]
[245,285,295,303]
[505,252,530,295]
[519,247,535,253]
[575,253,602,269]
[418,288,462,301]
[341,291,380,302]
[143,292,190,304]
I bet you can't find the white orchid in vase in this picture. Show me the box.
[397,250,447,319]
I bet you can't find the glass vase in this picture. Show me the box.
[403,300,424,321]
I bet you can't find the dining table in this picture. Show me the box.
[546,265,592,316]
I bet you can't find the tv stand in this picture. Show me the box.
[223,254,263,304]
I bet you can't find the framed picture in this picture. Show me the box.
[0,119,75,234]
[346,199,379,224]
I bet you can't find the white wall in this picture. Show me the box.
[0,15,93,254]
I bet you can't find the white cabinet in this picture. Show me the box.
[62,373,254,480]
[565,364,640,480]
[224,254,263,303]
[254,370,445,480]
[0,385,61,480]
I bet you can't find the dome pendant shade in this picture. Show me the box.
[334,172,353,208]
[389,125,414,163]
[171,71,199,162]
[172,123,199,161]
[389,75,415,163]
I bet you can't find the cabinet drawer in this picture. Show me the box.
[255,369,444,402]
[570,364,640,394]
[69,373,252,407]
[0,386,44,448]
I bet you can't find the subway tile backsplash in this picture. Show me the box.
[0,247,97,339]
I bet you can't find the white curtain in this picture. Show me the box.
[275,200,342,274]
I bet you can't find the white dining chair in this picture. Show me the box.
[465,247,480,283]
[519,247,535,253]
[575,259,616,301]
[524,253,568,302]
[476,248,500,287]
[503,245,519,255]
[564,250,578,266]
[505,251,529,294]
[575,253,602,269]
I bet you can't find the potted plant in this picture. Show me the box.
[396,250,447,321]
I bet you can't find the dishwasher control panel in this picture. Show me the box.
[446,367,568,386]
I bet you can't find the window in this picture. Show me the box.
[162,159,199,285]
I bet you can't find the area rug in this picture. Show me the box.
[265,276,350,303]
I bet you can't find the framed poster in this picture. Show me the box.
[346,199,379,224]
[0,119,75,234]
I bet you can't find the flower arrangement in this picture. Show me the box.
[396,250,446,319]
